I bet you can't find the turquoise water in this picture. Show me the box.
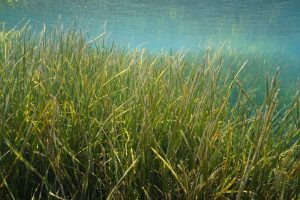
[1,0,300,54]
[1,0,300,83]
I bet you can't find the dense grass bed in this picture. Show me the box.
[0,26,300,200]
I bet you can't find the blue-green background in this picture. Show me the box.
[1,0,300,82]
[1,0,299,52]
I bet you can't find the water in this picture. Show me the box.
[1,0,300,77]
[0,0,299,52]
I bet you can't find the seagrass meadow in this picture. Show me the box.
[0,26,300,200]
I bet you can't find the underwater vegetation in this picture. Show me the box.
[0,25,300,200]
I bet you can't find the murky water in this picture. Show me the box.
[1,0,300,55]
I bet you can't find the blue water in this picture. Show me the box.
[0,0,300,80]
[0,0,299,53]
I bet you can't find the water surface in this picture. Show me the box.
[1,0,300,54]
